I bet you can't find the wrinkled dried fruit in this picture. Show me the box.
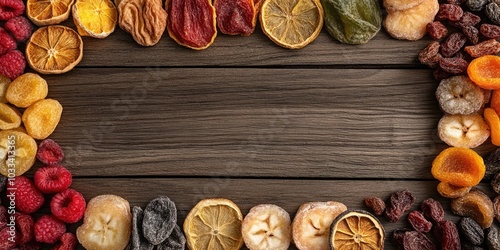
[0,75,10,103]
[73,0,117,38]
[433,68,453,80]
[157,225,186,250]
[118,0,166,46]
[383,0,439,41]
[484,108,500,146]
[437,182,472,198]
[0,103,21,130]
[463,26,479,45]
[486,2,500,25]
[132,206,153,250]
[485,148,500,180]
[432,147,485,188]
[364,196,386,216]
[166,0,217,50]
[383,0,424,11]
[493,173,500,194]
[435,75,484,115]
[329,210,384,250]
[0,175,5,193]
[391,228,411,249]
[408,210,432,233]
[439,57,468,74]
[462,243,485,250]
[214,0,256,36]
[321,0,382,44]
[486,224,500,250]
[427,21,448,40]
[465,39,500,58]
[481,23,500,39]
[421,198,444,223]
[384,189,415,223]
[494,196,500,222]
[6,73,48,108]
[242,204,291,250]
[143,196,177,245]
[437,114,490,148]
[441,32,467,57]
[22,99,63,140]
[403,231,436,250]
[436,4,463,21]
[419,42,442,68]
[468,55,500,90]
[37,139,64,165]
[449,11,481,28]
[467,0,487,10]
[16,213,34,246]
[26,0,74,25]
[0,130,37,177]
[451,189,494,229]
[434,220,460,250]
[459,217,484,246]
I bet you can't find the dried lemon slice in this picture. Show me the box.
[329,210,385,250]
[72,0,117,38]
[27,0,75,26]
[183,198,244,250]
[26,25,83,74]
[260,0,324,49]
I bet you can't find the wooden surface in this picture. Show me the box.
[23,22,499,249]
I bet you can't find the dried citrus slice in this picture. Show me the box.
[183,198,244,250]
[27,0,75,26]
[72,0,117,38]
[26,25,83,74]
[329,210,385,250]
[260,0,324,49]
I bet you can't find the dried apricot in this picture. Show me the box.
[432,147,485,187]
[484,108,500,146]
[0,130,37,177]
[22,99,63,140]
[451,189,495,229]
[0,103,21,130]
[0,75,11,103]
[5,73,47,108]
[437,182,472,198]
[491,90,500,115]
[467,55,500,90]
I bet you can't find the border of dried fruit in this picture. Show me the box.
[1,0,500,249]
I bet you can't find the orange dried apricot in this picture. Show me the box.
[6,73,48,108]
[432,147,485,187]
[491,90,500,115]
[484,108,500,146]
[22,99,63,140]
[0,103,21,130]
[0,130,37,177]
[437,182,472,199]
[468,55,500,90]
[451,189,495,229]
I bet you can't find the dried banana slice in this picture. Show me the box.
[242,204,291,250]
[383,0,425,11]
[383,0,439,40]
[438,114,490,148]
[436,75,486,115]
[292,201,347,250]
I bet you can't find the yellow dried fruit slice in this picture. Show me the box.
[27,0,75,26]
[6,73,48,108]
[329,210,385,250]
[0,130,37,177]
[184,198,244,250]
[26,25,83,74]
[0,75,11,104]
[260,0,324,49]
[383,0,439,41]
[22,99,63,140]
[0,103,21,130]
[72,0,117,38]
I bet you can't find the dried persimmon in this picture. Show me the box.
[432,147,485,187]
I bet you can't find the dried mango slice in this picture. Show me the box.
[432,147,485,188]
[468,55,500,90]
[0,130,37,177]
[22,99,63,140]
[166,0,217,50]
[383,0,439,41]
[214,0,256,36]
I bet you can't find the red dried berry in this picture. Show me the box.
[441,32,467,57]
[0,27,16,55]
[408,210,433,233]
[434,220,461,250]
[0,0,24,20]
[481,23,500,39]
[50,189,86,224]
[427,21,448,40]
[385,189,415,223]
[364,196,386,216]
[6,176,44,214]
[51,232,77,250]
[34,165,72,194]
[34,215,66,244]
[0,226,19,250]
[5,16,33,42]
[436,4,464,21]
[421,198,445,223]
[0,205,7,230]
[36,139,64,165]
[16,213,34,246]
[0,49,25,80]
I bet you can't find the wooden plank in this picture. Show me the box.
[69,178,498,250]
[30,68,496,178]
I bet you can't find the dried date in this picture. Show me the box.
[465,39,500,57]
[434,220,461,250]
[484,148,500,180]
[486,224,500,250]
[408,210,432,233]
[419,41,442,68]
[364,196,386,216]
[385,189,415,223]
[481,23,500,38]
[458,217,484,246]
[427,21,448,40]
[421,198,445,223]
[441,32,467,57]
[437,4,463,21]
[439,57,468,74]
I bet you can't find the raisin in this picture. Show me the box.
[462,242,485,250]
[364,196,386,216]
[0,205,6,230]
[448,0,467,4]
[157,225,186,250]
[132,206,154,250]
[492,172,500,194]
[434,220,461,250]
[450,12,481,28]
[419,42,442,68]
[433,68,453,80]
[437,4,464,21]
[407,210,432,233]
[464,39,500,57]
[427,21,449,40]
[421,198,445,223]
[451,189,495,229]
[392,228,412,249]
[494,196,499,223]
[463,26,479,44]
[481,24,500,38]
[458,217,484,246]
[467,0,488,11]
[0,175,6,193]
[484,148,500,180]
[214,0,256,36]
[441,32,467,57]
[403,231,436,250]
[439,57,468,74]
[486,224,500,250]
[142,196,177,245]
[486,2,500,25]
[384,189,415,223]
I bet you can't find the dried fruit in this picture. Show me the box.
[427,21,448,40]
[0,227,18,249]
[0,0,24,20]
[364,196,386,216]
[402,231,436,250]
[437,181,472,198]
[77,194,132,250]
[0,49,26,80]
[51,188,86,223]
[34,165,72,193]
[383,0,439,41]
[432,147,485,187]
[437,114,490,148]
[459,217,484,246]
[486,2,500,25]
[463,26,479,45]
[37,139,64,165]
[468,55,500,90]
[434,220,461,250]
[157,225,186,250]
[492,173,500,194]
[485,108,500,146]
[52,232,77,250]
[465,39,500,58]
[321,0,382,45]
[5,16,33,42]
[421,198,444,223]
[242,204,291,250]
[384,189,415,223]
[260,0,323,49]
[467,0,488,11]
[0,27,17,55]
[6,176,44,214]
[6,73,48,108]
[383,0,424,11]
[451,189,494,229]
[292,201,347,250]
[486,224,500,250]
[26,0,74,25]
[419,42,442,68]
[391,228,411,249]
[450,11,481,28]
[73,0,117,38]
[439,57,468,74]
[484,147,500,180]
[34,215,66,244]
[0,103,21,130]
[26,25,83,74]
[436,4,463,21]
[0,175,5,193]
[16,213,34,246]
[214,0,256,36]
[22,99,63,140]
[184,198,243,250]
[408,210,432,233]
[118,0,165,46]
[481,23,500,39]
[462,243,485,250]
[441,32,467,57]
[0,130,37,177]
[329,210,384,250]
[132,206,153,250]
[0,75,11,104]
[166,0,216,50]
[434,68,454,81]
[142,196,177,245]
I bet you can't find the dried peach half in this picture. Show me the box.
[0,103,21,130]
[22,99,63,140]
[432,147,485,187]
[0,130,37,177]
[6,73,48,108]
[451,189,495,229]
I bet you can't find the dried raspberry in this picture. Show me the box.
[34,165,72,193]
[16,213,34,246]
[0,205,7,230]
[0,50,25,80]
[50,188,86,223]
[6,176,44,214]
[0,27,16,55]
[36,139,64,165]
[5,16,33,42]
[0,0,24,20]
[0,226,19,249]
[51,232,77,250]
[34,215,66,244]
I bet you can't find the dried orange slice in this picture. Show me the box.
[26,25,83,74]
[27,0,75,26]
[260,0,324,49]
[183,198,244,250]
[72,0,117,38]
[329,210,385,250]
